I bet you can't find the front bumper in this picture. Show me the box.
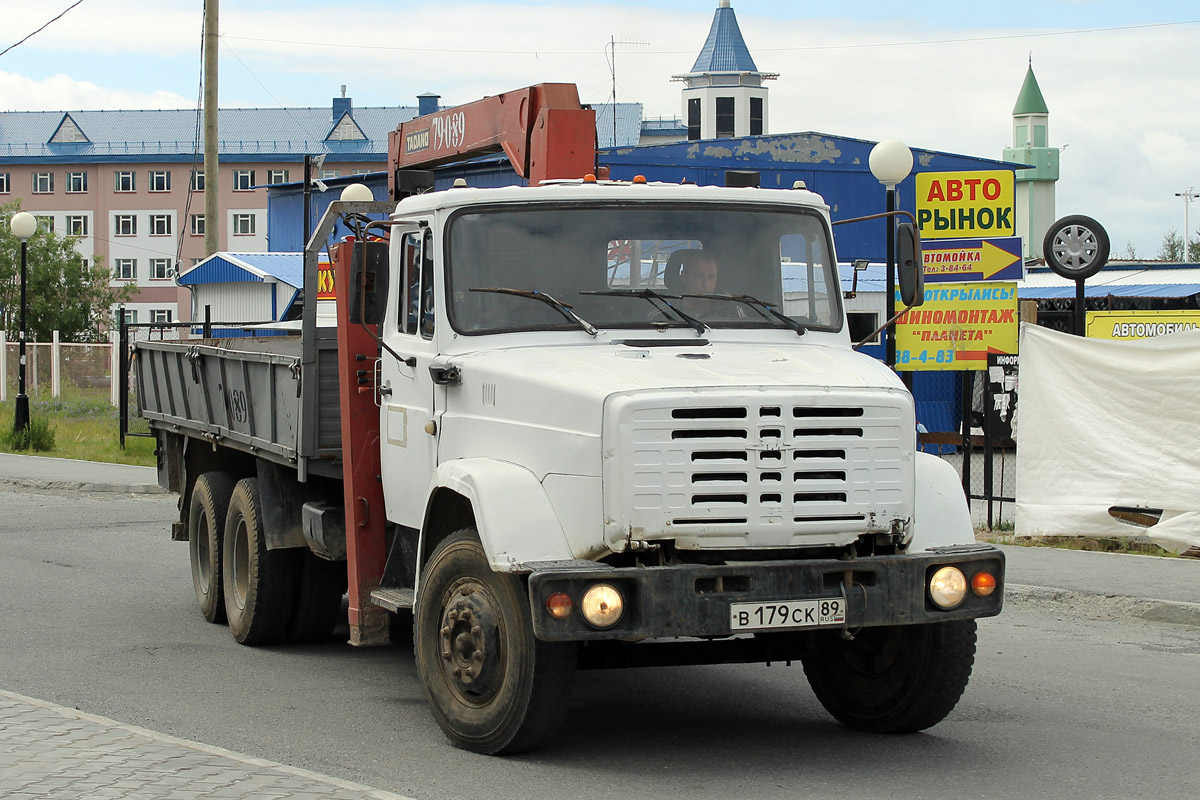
[527,544,1004,642]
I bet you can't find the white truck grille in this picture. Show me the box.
[603,389,915,550]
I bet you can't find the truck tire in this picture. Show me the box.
[801,619,977,733]
[414,528,575,755]
[188,471,234,624]
[222,477,299,645]
[286,551,348,643]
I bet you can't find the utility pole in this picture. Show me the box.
[203,0,219,258]
[1176,188,1198,262]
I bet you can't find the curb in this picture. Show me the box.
[1006,582,1200,628]
[0,689,416,800]
[0,476,167,494]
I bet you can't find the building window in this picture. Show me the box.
[114,214,137,236]
[750,97,763,136]
[0,173,9,193]
[149,214,172,236]
[232,213,256,235]
[114,171,136,192]
[319,169,339,180]
[33,172,54,193]
[150,309,173,323]
[351,169,371,175]
[66,172,88,193]
[122,309,138,325]
[190,214,205,236]
[232,170,255,191]
[715,97,735,139]
[266,169,289,185]
[149,170,171,192]
[190,170,205,191]
[687,98,701,141]
[846,312,881,346]
[150,258,171,280]
[115,258,137,280]
[67,215,89,237]
[36,216,54,233]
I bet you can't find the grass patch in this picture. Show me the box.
[0,389,155,466]
[977,528,1178,558]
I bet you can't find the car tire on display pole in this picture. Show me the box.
[1042,214,1110,280]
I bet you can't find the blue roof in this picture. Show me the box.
[594,103,644,148]
[691,3,759,73]
[1,100,644,163]
[0,105,419,163]
[178,252,304,289]
[1019,284,1200,299]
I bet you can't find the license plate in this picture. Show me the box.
[729,598,845,632]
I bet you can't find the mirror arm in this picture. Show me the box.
[832,209,919,227]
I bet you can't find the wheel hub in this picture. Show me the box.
[438,582,503,703]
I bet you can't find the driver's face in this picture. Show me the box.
[681,257,718,295]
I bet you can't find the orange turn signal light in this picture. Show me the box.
[546,592,573,619]
[971,571,997,597]
[583,173,597,183]
[632,174,647,184]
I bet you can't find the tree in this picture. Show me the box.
[1121,240,1139,260]
[1,200,136,342]
[1157,228,1184,262]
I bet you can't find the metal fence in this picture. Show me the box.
[917,369,1017,530]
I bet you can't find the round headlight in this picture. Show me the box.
[580,584,624,628]
[929,566,967,609]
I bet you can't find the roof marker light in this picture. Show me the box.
[632,175,647,184]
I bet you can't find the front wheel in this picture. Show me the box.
[801,620,977,733]
[414,529,575,755]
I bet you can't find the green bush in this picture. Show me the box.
[3,417,56,452]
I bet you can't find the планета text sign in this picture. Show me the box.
[915,170,1015,240]
[895,282,1019,371]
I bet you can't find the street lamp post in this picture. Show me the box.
[868,140,914,370]
[9,211,37,434]
[1176,188,1198,262]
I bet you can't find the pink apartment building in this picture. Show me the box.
[0,93,428,324]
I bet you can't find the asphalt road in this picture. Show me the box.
[1,485,1197,800]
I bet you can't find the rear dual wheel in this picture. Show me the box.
[222,477,300,645]
[188,472,235,623]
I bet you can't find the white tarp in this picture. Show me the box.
[1015,323,1200,553]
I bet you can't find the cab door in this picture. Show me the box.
[380,224,439,528]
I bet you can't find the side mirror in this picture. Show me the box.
[896,222,924,307]
[348,239,390,325]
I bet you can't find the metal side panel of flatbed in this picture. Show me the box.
[135,331,342,471]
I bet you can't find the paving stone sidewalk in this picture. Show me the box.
[0,690,414,800]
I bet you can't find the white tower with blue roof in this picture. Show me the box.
[673,0,777,141]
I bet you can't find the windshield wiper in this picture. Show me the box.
[580,288,708,335]
[470,288,598,336]
[687,293,807,336]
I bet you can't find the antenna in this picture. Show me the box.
[605,37,649,147]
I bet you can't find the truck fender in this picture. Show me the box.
[425,458,576,573]
[909,452,975,551]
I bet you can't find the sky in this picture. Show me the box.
[1,0,1198,258]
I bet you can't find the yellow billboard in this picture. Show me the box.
[915,170,1015,240]
[1085,310,1200,339]
[894,282,1019,371]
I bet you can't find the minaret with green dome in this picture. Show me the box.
[1002,61,1060,259]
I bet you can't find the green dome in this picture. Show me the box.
[1013,64,1049,115]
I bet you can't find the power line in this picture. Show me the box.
[0,0,88,59]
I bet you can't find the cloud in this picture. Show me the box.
[0,71,191,111]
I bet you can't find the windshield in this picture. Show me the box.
[446,203,841,335]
